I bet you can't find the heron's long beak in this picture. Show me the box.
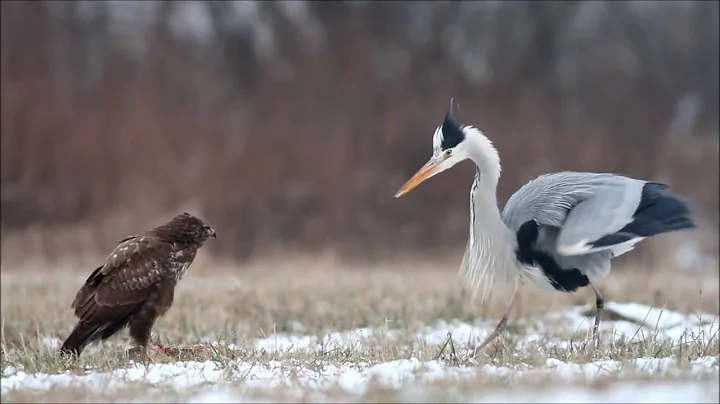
[394,155,447,198]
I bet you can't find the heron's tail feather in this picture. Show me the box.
[590,183,695,250]
[630,183,696,235]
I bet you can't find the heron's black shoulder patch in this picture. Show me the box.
[440,113,465,150]
[516,220,590,293]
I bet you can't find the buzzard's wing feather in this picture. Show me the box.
[61,235,176,356]
[71,235,174,324]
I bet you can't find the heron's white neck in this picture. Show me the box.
[458,127,518,301]
[461,126,502,202]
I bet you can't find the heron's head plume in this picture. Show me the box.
[395,97,475,198]
[435,97,465,153]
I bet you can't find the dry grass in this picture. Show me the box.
[1,256,719,402]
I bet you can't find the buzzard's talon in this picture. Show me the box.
[151,336,169,354]
[153,341,185,357]
[126,345,154,364]
[155,343,172,355]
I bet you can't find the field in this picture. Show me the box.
[1,256,719,403]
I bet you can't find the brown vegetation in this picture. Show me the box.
[1,261,718,401]
[1,1,718,266]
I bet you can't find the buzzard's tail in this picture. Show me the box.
[60,322,103,357]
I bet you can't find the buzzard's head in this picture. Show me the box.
[153,212,217,245]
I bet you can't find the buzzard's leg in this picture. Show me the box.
[128,309,157,364]
[590,282,604,347]
[472,287,518,358]
[126,344,151,363]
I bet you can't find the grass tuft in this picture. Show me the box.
[1,260,718,402]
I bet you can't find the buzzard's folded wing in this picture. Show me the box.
[61,236,174,355]
[71,235,174,322]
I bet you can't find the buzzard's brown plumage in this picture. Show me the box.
[60,212,216,359]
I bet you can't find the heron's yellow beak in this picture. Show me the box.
[394,156,446,198]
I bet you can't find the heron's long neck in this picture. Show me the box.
[464,128,506,235]
[469,167,515,252]
[461,130,518,299]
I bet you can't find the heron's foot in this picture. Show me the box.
[472,316,509,359]
[472,335,503,358]
[591,328,603,353]
[471,290,518,360]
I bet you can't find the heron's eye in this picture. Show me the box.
[445,149,453,156]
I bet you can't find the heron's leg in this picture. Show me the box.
[590,282,604,346]
[473,288,518,358]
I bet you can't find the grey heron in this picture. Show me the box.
[394,99,697,356]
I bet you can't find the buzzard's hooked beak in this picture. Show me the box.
[206,227,217,238]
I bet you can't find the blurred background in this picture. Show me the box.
[1,0,718,271]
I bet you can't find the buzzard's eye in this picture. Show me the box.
[203,225,216,238]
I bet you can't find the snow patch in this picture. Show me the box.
[4,302,718,400]
[538,301,717,342]
[3,356,717,397]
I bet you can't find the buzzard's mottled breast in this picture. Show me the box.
[170,246,199,281]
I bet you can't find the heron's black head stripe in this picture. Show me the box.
[441,111,465,150]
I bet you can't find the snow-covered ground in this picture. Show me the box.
[4,355,718,401]
[239,300,718,354]
[2,302,718,402]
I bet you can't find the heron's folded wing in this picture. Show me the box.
[502,172,645,279]
[555,179,644,254]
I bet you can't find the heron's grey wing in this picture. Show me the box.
[554,176,646,255]
[503,172,597,230]
[501,172,645,279]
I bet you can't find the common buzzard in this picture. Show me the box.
[60,212,216,360]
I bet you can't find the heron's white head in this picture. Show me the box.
[395,98,500,198]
